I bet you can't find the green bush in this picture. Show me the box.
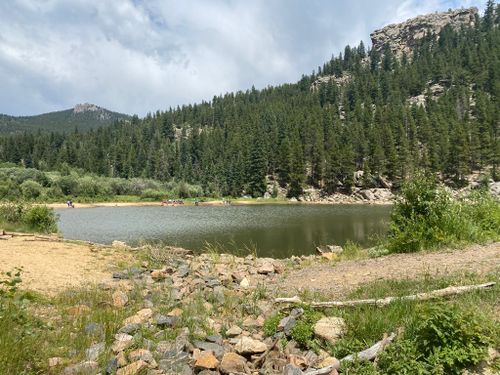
[378,304,490,375]
[0,203,58,233]
[386,175,500,253]
[20,180,43,200]
[22,205,58,233]
[56,175,78,196]
[141,189,168,200]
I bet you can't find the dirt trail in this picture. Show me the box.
[278,242,500,298]
[0,235,132,295]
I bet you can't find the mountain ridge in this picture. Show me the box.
[0,103,130,134]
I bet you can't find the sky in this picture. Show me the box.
[0,0,485,117]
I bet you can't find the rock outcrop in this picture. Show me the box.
[310,73,351,91]
[371,7,478,58]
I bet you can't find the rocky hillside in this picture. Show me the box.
[370,7,478,58]
[0,103,130,134]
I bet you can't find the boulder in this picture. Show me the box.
[219,352,248,374]
[85,342,105,361]
[62,361,99,375]
[112,290,129,307]
[194,351,219,370]
[123,308,153,325]
[111,333,134,353]
[314,317,346,345]
[234,336,267,355]
[116,360,148,375]
[226,325,242,337]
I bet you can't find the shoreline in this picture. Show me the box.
[47,199,394,209]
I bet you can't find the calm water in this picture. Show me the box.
[56,204,391,258]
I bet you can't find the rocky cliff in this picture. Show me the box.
[370,7,478,58]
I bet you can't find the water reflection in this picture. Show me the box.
[57,204,391,258]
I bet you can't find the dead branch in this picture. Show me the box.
[275,282,496,308]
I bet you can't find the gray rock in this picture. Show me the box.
[118,323,142,334]
[84,322,103,336]
[155,314,178,328]
[205,335,223,345]
[177,264,190,278]
[193,340,225,359]
[85,342,105,361]
[63,361,99,375]
[283,364,304,375]
[105,357,118,374]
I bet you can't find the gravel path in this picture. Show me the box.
[278,242,500,298]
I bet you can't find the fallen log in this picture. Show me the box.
[303,332,397,374]
[275,282,496,308]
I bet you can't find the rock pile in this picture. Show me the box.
[61,250,350,374]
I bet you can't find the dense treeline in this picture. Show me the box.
[0,3,499,198]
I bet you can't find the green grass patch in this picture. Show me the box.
[318,273,499,375]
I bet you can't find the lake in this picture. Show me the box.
[56,204,391,258]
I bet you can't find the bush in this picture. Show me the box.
[20,180,43,200]
[0,203,58,233]
[386,174,500,253]
[378,304,490,375]
[141,189,168,200]
[56,175,78,196]
[22,205,58,233]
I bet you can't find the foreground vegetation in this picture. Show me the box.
[385,175,500,253]
[267,272,499,375]
[1,255,498,375]
[0,202,58,233]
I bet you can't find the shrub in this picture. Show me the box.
[56,175,78,196]
[22,206,58,233]
[0,203,58,233]
[20,180,43,200]
[141,189,168,200]
[76,176,99,197]
[386,174,500,253]
[378,304,490,375]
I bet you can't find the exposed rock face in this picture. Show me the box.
[73,103,101,113]
[371,8,478,58]
[310,73,351,91]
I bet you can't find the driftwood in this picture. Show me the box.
[303,332,397,375]
[275,282,496,308]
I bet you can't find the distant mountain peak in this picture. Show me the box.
[73,103,102,113]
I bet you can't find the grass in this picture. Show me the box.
[313,272,499,374]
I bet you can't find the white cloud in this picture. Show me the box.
[0,0,486,116]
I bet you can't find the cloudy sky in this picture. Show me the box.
[0,0,484,117]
